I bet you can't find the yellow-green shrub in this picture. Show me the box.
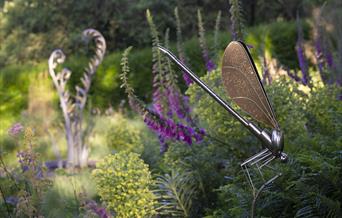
[92,151,156,218]
[105,113,144,153]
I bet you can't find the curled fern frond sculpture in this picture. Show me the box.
[48,29,106,168]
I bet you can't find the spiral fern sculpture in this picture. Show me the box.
[48,29,106,168]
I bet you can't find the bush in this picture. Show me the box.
[92,151,156,217]
[184,70,341,217]
[105,113,144,153]
[41,170,97,217]
[161,141,231,216]
[0,63,48,138]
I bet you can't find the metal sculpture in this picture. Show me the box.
[158,41,287,217]
[48,29,106,168]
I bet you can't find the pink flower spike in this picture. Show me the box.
[8,123,24,136]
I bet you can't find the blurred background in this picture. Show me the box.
[1,0,340,132]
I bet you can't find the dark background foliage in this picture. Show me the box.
[0,0,325,65]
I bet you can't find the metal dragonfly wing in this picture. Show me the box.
[222,41,279,129]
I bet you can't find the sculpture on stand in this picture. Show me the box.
[48,29,106,168]
[158,41,288,217]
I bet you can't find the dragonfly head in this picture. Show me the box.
[271,129,287,162]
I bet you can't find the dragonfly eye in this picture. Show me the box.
[280,152,288,163]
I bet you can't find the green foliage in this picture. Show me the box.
[0,62,47,138]
[119,46,162,169]
[214,182,250,217]
[305,86,342,149]
[0,126,52,217]
[174,7,185,61]
[120,47,134,97]
[0,0,232,65]
[0,0,328,66]
[92,151,157,217]
[161,141,232,216]
[185,69,341,217]
[197,9,208,56]
[0,3,341,217]
[213,10,222,61]
[106,113,144,153]
[155,170,197,217]
[229,0,245,41]
[0,20,307,131]
[246,20,310,70]
[41,170,97,217]
[15,128,51,217]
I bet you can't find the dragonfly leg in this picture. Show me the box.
[240,149,282,218]
[240,149,272,191]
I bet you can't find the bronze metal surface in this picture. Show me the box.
[221,41,279,129]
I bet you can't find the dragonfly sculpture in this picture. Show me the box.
[158,41,288,217]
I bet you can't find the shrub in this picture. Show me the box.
[105,113,144,153]
[161,141,231,216]
[41,170,97,217]
[1,125,52,217]
[184,69,341,217]
[92,151,156,217]
[154,170,197,217]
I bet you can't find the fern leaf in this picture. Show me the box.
[154,170,197,217]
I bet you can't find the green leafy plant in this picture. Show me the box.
[41,170,98,217]
[92,151,157,218]
[105,113,144,154]
[8,126,52,217]
[185,69,341,217]
[161,141,231,216]
[229,0,245,41]
[155,170,197,217]
[213,10,222,62]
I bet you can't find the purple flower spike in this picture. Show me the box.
[246,44,254,49]
[5,196,18,206]
[183,72,193,86]
[159,135,169,154]
[205,59,216,72]
[8,123,24,136]
[338,94,342,101]
[295,13,310,86]
[202,49,216,73]
[325,51,334,69]
[296,44,309,85]
[286,68,302,83]
[314,39,324,73]
[153,103,163,115]
[86,200,110,218]
[179,56,193,86]
[198,9,216,73]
